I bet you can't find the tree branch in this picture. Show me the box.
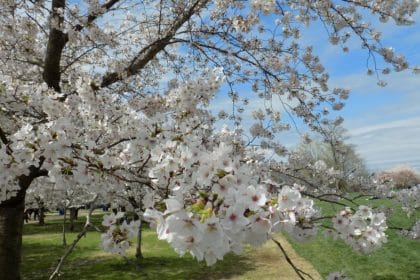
[100,0,210,88]
[43,0,122,92]
[72,0,121,33]
[0,157,48,207]
[302,191,355,210]
[43,0,67,92]
[49,194,99,280]
[271,238,314,280]
[0,126,10,146]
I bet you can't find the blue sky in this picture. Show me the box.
[210,10,420,172]
[312,11,420,171]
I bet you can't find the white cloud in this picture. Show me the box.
[349,117,420,171]
[331,69,420,128]
[350,116,420,136]
[332,70,420,94]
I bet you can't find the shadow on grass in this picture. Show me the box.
[78,255,255,280]
[371,271,420,280]
[22,238,255,280]
[22,242,66,280]
[22,213,106,235]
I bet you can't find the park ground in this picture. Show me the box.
[22,196,419,280]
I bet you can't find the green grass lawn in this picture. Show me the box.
[21,195,420,280]
[286,195,420,280]
[21,212,321,280]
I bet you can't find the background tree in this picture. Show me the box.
[376,165,420,189]
[294,125,369,191]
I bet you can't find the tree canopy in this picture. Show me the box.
[0,1,419,280]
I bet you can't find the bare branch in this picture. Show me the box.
[271,238,315,280]
[49,195,99,280]
[72,0,122,33]
[100,0,210,88]
[302,191,354,210]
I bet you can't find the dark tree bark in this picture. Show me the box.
[38,202,45,226]
[127,197,144,261]
[0,161,47,279]
[42,0,67,92]
[135,221,144,260]
[0,193,25,280]
[0,164,47,280]
[62,207,67,246]
[69,208,77,231]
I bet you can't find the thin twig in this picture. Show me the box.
[271,237,315,280]
[49,195,99,280]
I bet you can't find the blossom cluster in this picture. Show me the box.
[101,212,141,256]
[144,183,319,266]
[392,185,420,216]
[331,206,387,253]
[326,271,351,280]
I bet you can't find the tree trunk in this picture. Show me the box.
[69,208,77,231]
[38,204,45,226]
[0,159,48,279]
[0,195,25,280]
[135,220,143,260]
[62,207,67,246]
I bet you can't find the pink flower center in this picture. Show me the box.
[229,213,237,221]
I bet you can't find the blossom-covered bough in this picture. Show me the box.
[0,1,419,280]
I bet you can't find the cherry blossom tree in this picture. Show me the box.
[0,1,419,279]
[376,165,420,189]
[280,126,368,193]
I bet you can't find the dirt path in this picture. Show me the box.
[232,234,322,280]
